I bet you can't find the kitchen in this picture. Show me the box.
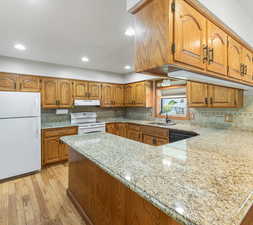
[1,0,253,225]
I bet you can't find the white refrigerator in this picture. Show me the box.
[0,92,41,180]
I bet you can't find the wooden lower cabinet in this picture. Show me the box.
[106,123,169,146]
[68,149,181,225]
[42,126,78,166]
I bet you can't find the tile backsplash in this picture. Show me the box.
[42,93,253,131]
[42,107,126,123]
[189,94,253,131]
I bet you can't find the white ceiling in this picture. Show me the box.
[0,0,135,74]
[0,0,253,75]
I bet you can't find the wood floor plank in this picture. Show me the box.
[0,163,86,225]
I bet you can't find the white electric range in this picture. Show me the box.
[71,112,105,134]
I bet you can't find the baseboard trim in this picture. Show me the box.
[67,189,94,225]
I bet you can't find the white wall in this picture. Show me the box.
[123,72,161,83]
[0,56,159,83]
[197,0,253,47]
[0,56,125,83]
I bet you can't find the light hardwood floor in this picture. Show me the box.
[0,163,86,225]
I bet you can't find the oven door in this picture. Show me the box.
[78,126,105,134]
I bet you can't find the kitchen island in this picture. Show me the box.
[61,127,253,225]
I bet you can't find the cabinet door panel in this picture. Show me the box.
[174,0,206,69]
[58,80,73,108]
[60,143,69,161]
[124,85,134,106]
[207,21,228,76]
[143,134,155,145]
[156,137,169,146]
[187,82,208,107]
[102,84,113,107]
[242,49,253,84]
[209,85,236,108]
[134,83,145,106]
[0,73,18,91]
[228,37,243,80]
[118,123,127,137]
[19,75,40,92]
[74,81,89,99]
[89,82,101,100]
[43,136,61,165]
[42,78,58,108]
[114,85,124,107]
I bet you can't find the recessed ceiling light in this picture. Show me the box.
[14,44,26,51]
[81,57,89,62]
[125,27,135,36]
[124,65,131,70]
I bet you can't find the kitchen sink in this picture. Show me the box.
[148,122,176,126]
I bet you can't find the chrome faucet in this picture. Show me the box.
[165,114,172,124]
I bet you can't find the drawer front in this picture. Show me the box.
[128,123,141,131]
[43,127,78,138]
[156,137,169,146]
[127,130,141,142]
[141,125,169,138]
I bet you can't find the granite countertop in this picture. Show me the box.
[41,121,78,129]
[61,126,253,225]
[41,117,200,132]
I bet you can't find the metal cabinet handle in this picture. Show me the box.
[210,97,213,105]
[244,65,248,75]
[208,48,214,64]
[204,97,208,105]
[240,64,244,75]
[203,45,208,63]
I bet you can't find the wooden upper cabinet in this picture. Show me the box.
[58,80,73,108]
[134,82,145,106]
[206,21,228,76]
[188,81,243,108]
[114,85,124,107]
[187,81,208,107]
[242,49,253,84]
[209,85,236,108]
[134,0,170,73]
[19,75,40,92]
[74,81,89,99]
[228,37,243,80]
[124,81,152,107]
[124,85,134,106]
[174,0,206,70]
[74,81,101,100]
[89,82,101,99]
[42,78,58,108]
[101,84,114,107]
[0,73,19,91]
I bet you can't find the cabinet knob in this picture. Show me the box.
[204,98,208,105]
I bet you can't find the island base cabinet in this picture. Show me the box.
[67,148,181,225]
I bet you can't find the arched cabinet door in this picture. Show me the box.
[228,37,243,80]
[207,21,228,76]
[174,0,206,70]
[242,49,253,84]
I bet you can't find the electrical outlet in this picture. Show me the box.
[224,113,233,122]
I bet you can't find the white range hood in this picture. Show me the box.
[168,70,253,91]
[74,100,100,106]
